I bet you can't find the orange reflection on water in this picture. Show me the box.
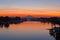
[9,21,52,31]
[0,21,53,39]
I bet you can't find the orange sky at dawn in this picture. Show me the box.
[0,9,60,17]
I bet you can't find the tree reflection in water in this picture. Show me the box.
[0,21,23,28]
[48,25,60,40]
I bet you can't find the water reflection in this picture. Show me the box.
[0,21,60,29]
[0,16,60,40]
[48,26,60,40]
[0,21,54,40]
[0,21,60,40]
[0,23,9,28]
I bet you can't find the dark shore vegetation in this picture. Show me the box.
[0,16,60,28]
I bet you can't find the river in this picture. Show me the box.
[0,21,55,40]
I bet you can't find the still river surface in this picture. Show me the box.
[0,21,55,40]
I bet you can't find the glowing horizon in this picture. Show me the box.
[0,9,60,17]
[0,0,60,17]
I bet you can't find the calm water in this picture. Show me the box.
[0,21,55,40]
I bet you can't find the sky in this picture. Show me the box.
[0,0,60,17]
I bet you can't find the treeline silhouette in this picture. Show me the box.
[38,17,60,25]
[0,16,60,28]
[0,16,22,28]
